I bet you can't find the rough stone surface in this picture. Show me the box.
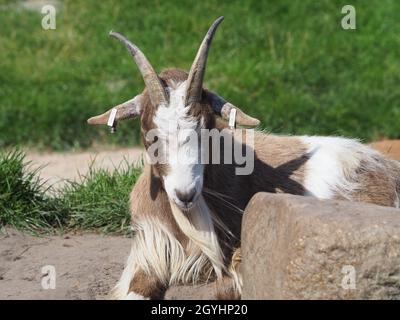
[241,193,400,299]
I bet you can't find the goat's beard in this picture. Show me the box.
[169,195,226,280]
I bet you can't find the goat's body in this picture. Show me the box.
[207,131,400,210]
[113,130,400,299]
[90,20,400,300]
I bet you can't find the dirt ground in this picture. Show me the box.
[1,139,399,300]
[25,147,144,190]
[0,229,214,300]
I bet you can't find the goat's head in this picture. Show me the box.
[88,17,259,211]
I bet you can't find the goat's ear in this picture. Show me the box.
[205,90,260,127]
[87,94,142,126]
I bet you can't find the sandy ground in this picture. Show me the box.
[1,139,399,300]
[25,147,144,190]
[0,229,130,300]
[0,229,214,300]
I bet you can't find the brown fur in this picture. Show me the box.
[349,159,400,207]
[215,248,242,300]
[130,164,188,246]
[203,130,309,255]
[128,269,166,299]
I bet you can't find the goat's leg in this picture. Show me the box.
[127,269,166,300]
[215,275,240,300]
[111,244,169,300]
[112,167,185,299]
[215,248,242,300]
[111,218,175,299]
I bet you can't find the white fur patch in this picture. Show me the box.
[152,80,205,207]
[169,196,225,281]
[300,136,384,200]
[154,80,198,138]
[110,246,139,300]
[111,217,185,299]
[111,207,224,299]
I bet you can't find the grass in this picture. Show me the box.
[1,0,400,150]
[0,149,63,232]
[0,149,142,235]
[58,160,141,234]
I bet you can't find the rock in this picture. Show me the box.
[241,193,400,299]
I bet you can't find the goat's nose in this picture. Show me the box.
[175,188,196,205]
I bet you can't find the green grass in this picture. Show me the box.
[1,0,400,150]
[0,149,63,232]
[58,160,141,234]
[0,149,142,234]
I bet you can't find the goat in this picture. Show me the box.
[88,16,400,300]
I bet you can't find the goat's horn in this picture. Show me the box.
[109,31,168,107]
[205,90,260,127]
[87,95,142,125]
[185,16,224,106]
